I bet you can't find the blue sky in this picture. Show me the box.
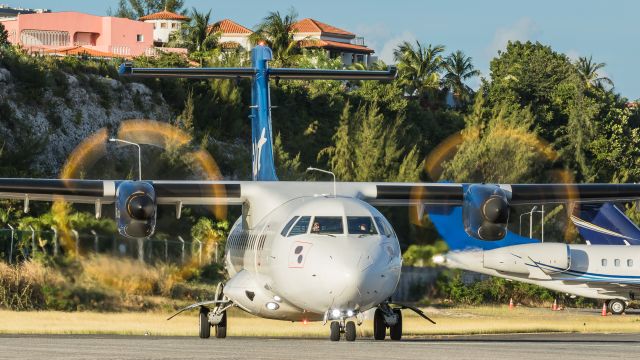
[6,0,640,99]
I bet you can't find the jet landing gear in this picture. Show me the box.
[329,320,357,342]
[607,299,627,315]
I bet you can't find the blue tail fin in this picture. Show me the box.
[250,46,278,181]
[571,203,640,245]
[428,206,538,251]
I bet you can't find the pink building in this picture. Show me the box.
[0,11,153,57]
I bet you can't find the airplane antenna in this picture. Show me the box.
[307,167,336,197]
[109,138,142,181]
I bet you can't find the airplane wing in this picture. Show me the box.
[0,179,244,206]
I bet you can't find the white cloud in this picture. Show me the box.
[565,49,581,62]
[378,31,417,64]
[486,18,540,58]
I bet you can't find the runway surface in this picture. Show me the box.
[0,333,638,360]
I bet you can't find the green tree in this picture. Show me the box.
[250,8,301,67]
[575,55,614,90]
[273,133,303,180]
[110,0,185,19]
[168,8,219,55]
[0,22,8,47]
[441,92,549,183]
[393,41,445,102]
[443,50,480,107]
[319,102,421,182]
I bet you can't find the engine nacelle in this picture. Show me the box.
[463,184,510,240]
[115,181,157,238]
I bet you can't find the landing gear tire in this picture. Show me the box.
[345,321,356,342]
[199,307,211,339]
[389,309,402,341]
[608,299,626,315]
[215,310,227,338]
[330,321,341,341]
[373,308,386,340]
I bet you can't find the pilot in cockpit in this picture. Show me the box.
[311,222,320,233]
[359,223,368,232]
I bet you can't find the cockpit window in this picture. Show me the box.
[288,216,311,237]
[281,216,299,236]
[311,216,344,234]
[347,217,378,235]
[374,216,392,237]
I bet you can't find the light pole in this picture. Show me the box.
[109,138,142,181]
[306,167,336,197]
[519,206,544,240]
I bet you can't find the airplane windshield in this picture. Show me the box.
[374,216,392,237]
[311,216,344,235]
[347,217,377,235]
[288,216,311,237]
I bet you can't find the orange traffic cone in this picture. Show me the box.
[552,299,558,311]
[509,297,514,310]
[601,302,607,316]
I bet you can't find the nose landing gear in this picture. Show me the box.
[329,320,358,342]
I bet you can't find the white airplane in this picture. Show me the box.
[431,204,640,315]
[2,45,640,341]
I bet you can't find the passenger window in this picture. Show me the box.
[628,259,633,267]
[374,216,391,237]
[288,216,311,237]
[281,216,299,236]
[601,259,607,267]
[347,216,377,235]
[614,259,620,267]
[310,216,344,234]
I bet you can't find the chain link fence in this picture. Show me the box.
[0,228,220,265]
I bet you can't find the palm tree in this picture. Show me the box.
[393,41,445,99]
[576,56,614,89]
[250,8,300,67]
[443,50,480,107]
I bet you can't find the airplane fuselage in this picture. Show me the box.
[444,243,640,301]
[222,196,402,322]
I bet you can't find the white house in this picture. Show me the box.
[139,9,189,45]
[209,19,253,51]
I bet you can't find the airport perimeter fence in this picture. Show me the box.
[0,228,221,265]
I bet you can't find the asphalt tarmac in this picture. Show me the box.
[0,333,638,360]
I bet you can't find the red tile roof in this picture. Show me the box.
[300,39,373,54]
[139,10,189,21]
[43,46,125,58]
[209,19,252,34]
[292,18,354,37]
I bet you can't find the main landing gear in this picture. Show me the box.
[607,299,627,315]
[373,302,436,341]
[373,305,403,341]
[199,307,228,339]
[329,320,357,342]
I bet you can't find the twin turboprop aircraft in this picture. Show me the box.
[3,45,640,341]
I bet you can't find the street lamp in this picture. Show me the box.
[306,167,336,197]
[109,138,142,181]
[519,205,545,241]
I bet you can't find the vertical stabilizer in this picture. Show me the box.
[250,45,278,181]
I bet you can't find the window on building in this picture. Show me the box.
[153,23,156,29]
[20,30,69,47]
[161,22,168,29]
[355,54,365,63]
[136,34,144,42]
[601,259,607,267]
[628,259,634,267]
[172,22,178,29]
[614,259,621,267]
[288,216,311,237]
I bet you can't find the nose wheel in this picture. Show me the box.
[329,320,357,341]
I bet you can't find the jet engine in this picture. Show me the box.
[115,181,157,238]
[463,184,510,240]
